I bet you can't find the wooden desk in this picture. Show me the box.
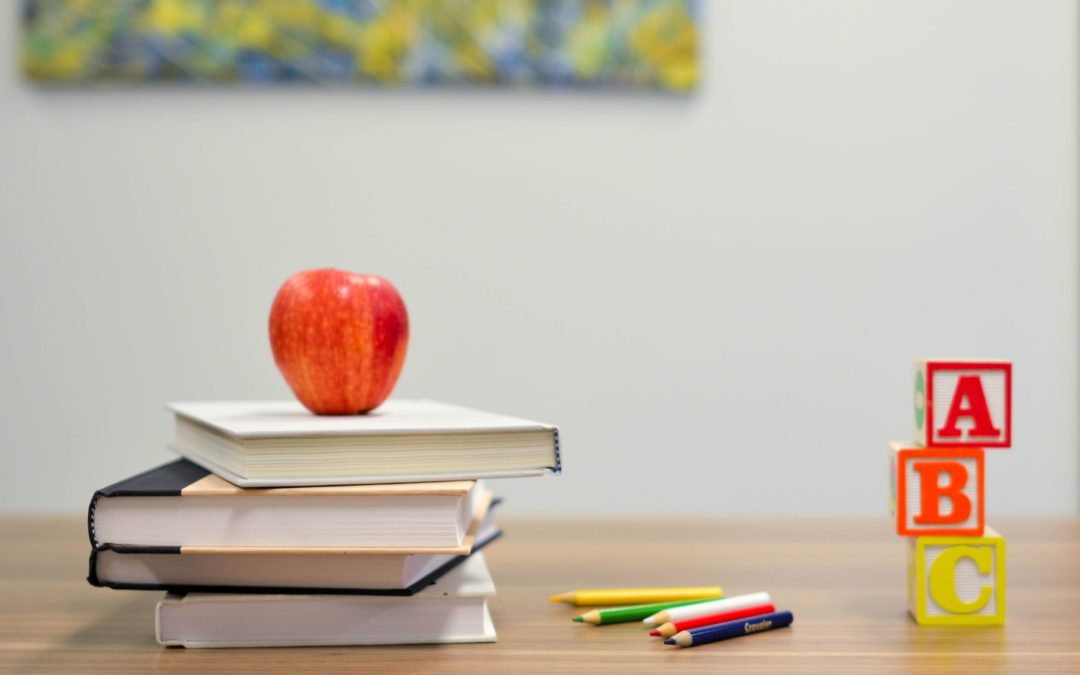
[1,517,1078,673]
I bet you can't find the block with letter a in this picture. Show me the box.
[907,526,1006,625]
[890,443,984,536]
[913,360,1011,448]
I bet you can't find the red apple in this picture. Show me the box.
[269,269,408,415]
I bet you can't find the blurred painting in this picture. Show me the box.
[21,0,698,92]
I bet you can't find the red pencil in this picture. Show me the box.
[649,603,776,638]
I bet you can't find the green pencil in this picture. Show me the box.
[572,597,722,625]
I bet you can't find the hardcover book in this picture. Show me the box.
[88,502,502,595]
[167,399,560,487]
[156,552,498,648]
[89,459,490,553]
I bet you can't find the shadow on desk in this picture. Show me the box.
[10,594,157,672]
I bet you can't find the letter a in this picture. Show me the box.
[938,375,1000,439]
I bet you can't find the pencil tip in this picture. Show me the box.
[664,638,676,645]
[648,629,659,636]
[548,594,565,603]
[572,616,583,622]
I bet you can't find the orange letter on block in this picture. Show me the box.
[912,461,971,525]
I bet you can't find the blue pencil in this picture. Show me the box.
[664,610,794,647]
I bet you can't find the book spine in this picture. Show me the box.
[87,491,102,549]
[86,548,100,587]
[553,427,562,474]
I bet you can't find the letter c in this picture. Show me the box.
[928,546,993,614]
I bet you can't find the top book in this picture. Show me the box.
[168,399,561,487]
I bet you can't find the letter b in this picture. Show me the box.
[890,444,984,536]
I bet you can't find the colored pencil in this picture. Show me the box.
[665,610,794,647]
[642,591,771,625]
[573,598,719,625]
[649,602,776,638]
[549,587,723,607]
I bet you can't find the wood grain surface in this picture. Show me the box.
[1,517,1078,673]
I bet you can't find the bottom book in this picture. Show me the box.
[156,553,497,648]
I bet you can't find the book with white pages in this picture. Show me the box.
[89,500,502,595]
[88,459,491,554]
[167,399,561,487]
[156,552,498,648]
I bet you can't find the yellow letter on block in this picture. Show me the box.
[907,526,1005,625]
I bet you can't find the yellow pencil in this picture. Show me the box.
[549,587,723,606]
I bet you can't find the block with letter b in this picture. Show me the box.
[907,527,1006,625]
[913,360,1011,448]
[890,443,984,536]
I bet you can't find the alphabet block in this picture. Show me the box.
[890,443,984,536]
[907,526,1005,625]
[914,360,1011,448]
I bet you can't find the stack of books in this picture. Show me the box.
[87,399,560,648]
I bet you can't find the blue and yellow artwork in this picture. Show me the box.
[21,0,699,91]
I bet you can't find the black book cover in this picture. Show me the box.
[87,459,210,549]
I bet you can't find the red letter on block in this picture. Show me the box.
[917,360,1011,448]
[912,461,971,525]
[938,375,1001,440]
[892,444,985,537]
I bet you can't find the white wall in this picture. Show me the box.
[1,1,1076,516]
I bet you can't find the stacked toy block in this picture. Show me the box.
[889,360,1011,626]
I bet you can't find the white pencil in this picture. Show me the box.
[642,591,772,626]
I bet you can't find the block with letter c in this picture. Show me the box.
[907,527,1005,625]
